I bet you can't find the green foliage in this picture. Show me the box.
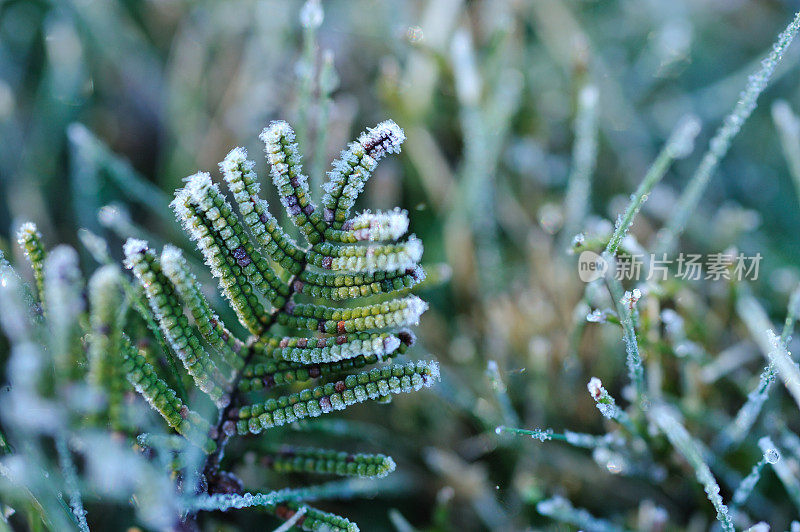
[260,447,396,479]
[16,223,46,316]
[0,116,436,530]
[234,361,438,434]
[6,0,800,530]
[87,265,127,429]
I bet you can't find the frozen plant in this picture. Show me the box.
[0,118,438,531]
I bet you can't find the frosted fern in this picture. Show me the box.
[1,118,437,530]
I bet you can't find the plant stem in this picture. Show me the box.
[655,11,800,255]
[605,115,700,257]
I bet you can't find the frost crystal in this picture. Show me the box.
[620,288,642,309]
[765,448,781,464]
[586,309,609,323]
[587,377,626,422]
[299,0,323,29]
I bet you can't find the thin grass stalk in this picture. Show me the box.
[654,11,800,255]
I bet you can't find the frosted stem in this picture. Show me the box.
[772,100,800,208]
[537,496,626,532]
[759,436,800,511]
[649,404,734,531]
[603,270,646,402]
[730,446,779,513]
[496,425,615,450]
[486,360,519,427]
[737,292,800,412]
[717,288,800,451]
[495,425,558,443]
[587,377,638,434]
[605,115,700,257]
[655,11,800,255]
[56,437,89,532]
[189,478,378,512]
[563,84,599,243]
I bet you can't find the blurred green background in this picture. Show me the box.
[3,0,800,530]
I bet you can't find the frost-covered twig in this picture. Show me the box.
[655,10,800,254]
[495,425,556,442]
[537,495,627,532]
[55,437,89,532]
[772,100,800,208]
[605,279,646,402]
[737,292,800,412]
[717,288,800,451]
[563,85,599,243]
[759,436,800,510]
[188,478,378,512]
[649,404,734,531]
[587,377,637,434]
[605,115,700,257]
[730,445,779,513]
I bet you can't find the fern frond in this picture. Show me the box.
[267,502,357,532]
[261,120,328,243]
[233,360,439,434]
[43,246,85,379]
[221,147,306,273]
[261,446,396,479]
[120,334,216,453]
[323,208,409,243]
[321,120,405,228]
[16,222,47,315]
[160,245,247,374]
[307,236,423,273]
[271,332,404,365]
[87,265,129,429]
[171,181,273,334]
[238,336,410,392]
[180,172,290,306]
[124,238,231,407]
[294,266,425,301]
[277,295,427,333]
[55,116,435,529]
